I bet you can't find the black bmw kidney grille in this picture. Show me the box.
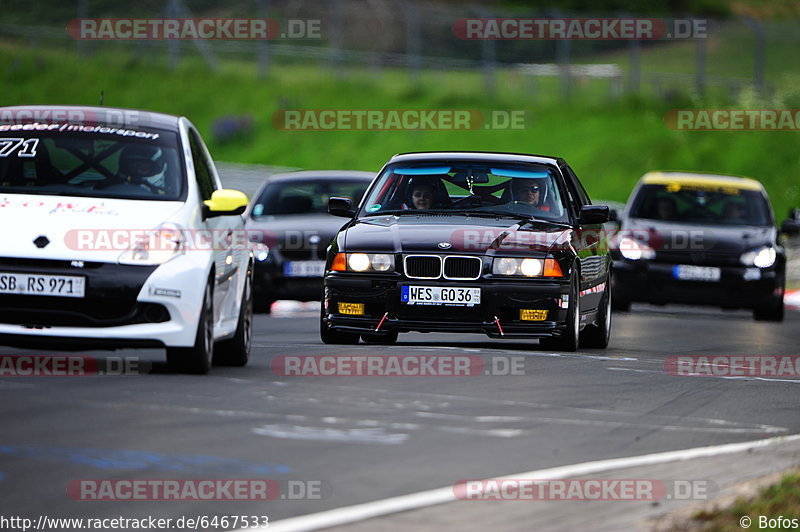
[443,256,481,279]
[405,256,441,278]
[405,255,482,279]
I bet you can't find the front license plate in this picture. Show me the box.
[0,272,86,298]
[401,285,481,306]
[673,265,721,282]
[284,261,325,278]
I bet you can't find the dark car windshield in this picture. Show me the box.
[629,183,772,226]
[359,162,569,223]
[0,125,184,200]
[252,178,370,217]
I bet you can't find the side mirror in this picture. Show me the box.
[328,196,355,218]
[580,205,610,225]
[780,218,800,236]
[607,209,619,222]
[203,189,248,219]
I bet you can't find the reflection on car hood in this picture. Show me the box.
[623,217,776,254]
[342,214,570,254]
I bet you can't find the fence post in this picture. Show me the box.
[328,0,343,77]
[76,0,88,57]
[694,18,706,97]
[257,0,271,78]
[551,9,571,99]
[476,7,496,98]
[405,1,421,86]
[165,0,181,71]
[742,16,766,97]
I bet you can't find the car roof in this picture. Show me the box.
[265,170,376,182]
[390,151,563,166]
[641,171,763,192]
[0,105,180,130]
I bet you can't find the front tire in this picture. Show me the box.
[254,298,273,314]
[214,267,253,366]
[320,303,360,344]
[541,274,580,352]
[580,279,612,348]
[753,296,784,322]
[167,280,214,374]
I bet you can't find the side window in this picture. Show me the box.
[188,129,216,201]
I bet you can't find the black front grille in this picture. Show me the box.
[655,251,739,266]
[0,259,159,327]
[443,256,482,279]
[0,300,169,327]
[405,256,441,278]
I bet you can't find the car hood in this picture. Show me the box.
[622,217,776,254]
[246,214,350,249]
[0,194,185,262]
[341,215,570,255]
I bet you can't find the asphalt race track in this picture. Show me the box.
[0,304,798,530]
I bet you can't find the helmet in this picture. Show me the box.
[512,177,548,205]
[118,145,165,180]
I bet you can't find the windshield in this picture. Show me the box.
[252,178,370,217]
[0,125,184,201]
[359,162,569,223]
[630,183,772,226]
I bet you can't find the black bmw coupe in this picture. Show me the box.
[320,152,612,351]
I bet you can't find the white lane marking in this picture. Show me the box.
[436,426,524,438]
[262,382,782,433]
[413,412,525,422]
[246,433,800,532]
[608,366,800,384]
[252,425,408,445]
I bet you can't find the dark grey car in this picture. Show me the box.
[245,171,374,313]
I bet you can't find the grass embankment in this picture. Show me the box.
[687,471,800,531]
[1,39,799,218]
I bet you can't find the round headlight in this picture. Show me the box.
[751,246,776,268]
[619,236,654,261]
[348,253,371,272]
[495,258,519,275]
[520,258,543,276]
[371,254,392,272]
[256,249,269,261]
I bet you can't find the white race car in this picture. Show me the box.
[0,105,253,373]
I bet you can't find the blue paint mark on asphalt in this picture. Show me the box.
[0,446,291,475]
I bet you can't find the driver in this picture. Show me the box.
[403,177,438,210]
[117,145,167,192]
[512,178,550,211]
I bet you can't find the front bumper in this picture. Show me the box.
[613,259,783,308]
[0,253,210,349]
[323,274,571,338]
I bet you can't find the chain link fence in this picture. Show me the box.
[2,0,796,100]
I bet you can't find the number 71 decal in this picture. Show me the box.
[0,138,39,158]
